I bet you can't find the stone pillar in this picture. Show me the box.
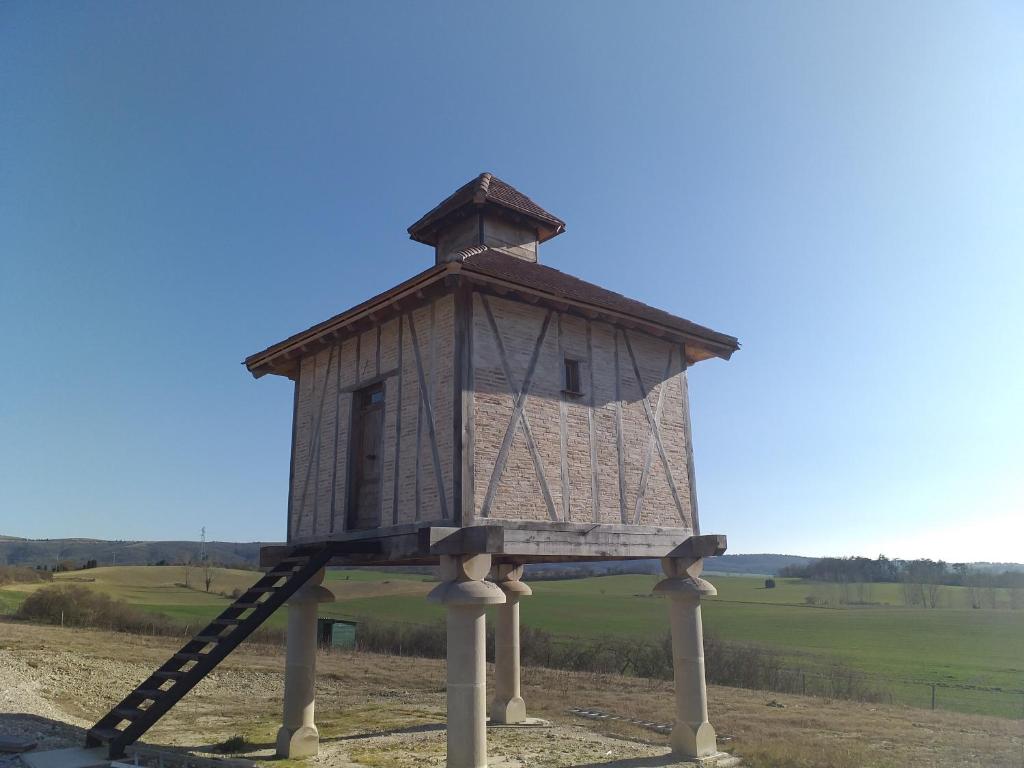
[489,563,531,724]
[428,554,506,768]
[276,569,334,758]
[654,556,718,760]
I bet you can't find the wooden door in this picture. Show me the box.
[348,382,385,530]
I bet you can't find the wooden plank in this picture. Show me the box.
[327,343,343,534]
[453,281,474,526]
[407,308,450,520]
[622,332,686,521]
[557,313,570,521]
[679,344,701,533]
[519,412,559,521]
[632,346,675,525]
[295,347,335,537]
[354,332,361,385]
[414,319,424,521]
[391,316,404,525]
[310,347,339,537]
[478,296,555,518]
[613,330,628,524]
[334,391,353,534]
[586,320,599,522]
[286,378,300,543]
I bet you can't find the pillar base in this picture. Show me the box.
[275,724,319,758]
[488,696,527,725]
[671,721,718,760]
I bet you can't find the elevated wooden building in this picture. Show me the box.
[88,174,740,768]
[248,172,737,566]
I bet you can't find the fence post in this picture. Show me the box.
[801,672,806,696]
[930,684,936,710]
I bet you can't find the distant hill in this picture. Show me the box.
[705,553,817,575]
[2,537,1019,576]
[524,553,817,578]
[0,537,263,568]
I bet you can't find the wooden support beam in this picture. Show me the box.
[261,523,704,567]
[667,534,727,559]
[419,526,504,555]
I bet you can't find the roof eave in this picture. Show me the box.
[408,203,565,247]
[457,268,739,364]
[243,264,450,379]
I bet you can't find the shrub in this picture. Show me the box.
[0,565,52,587]
[212,736,254,754]
[15,584,177,635]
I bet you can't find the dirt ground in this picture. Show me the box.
[0,620,1020,768]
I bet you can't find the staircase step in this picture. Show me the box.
[86,728,122,743]
[194,634,227,644]
[132,689,166,701]
[84,545,334,757]
[153,671,188,680]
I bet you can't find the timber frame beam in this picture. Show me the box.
[260,523,717,568]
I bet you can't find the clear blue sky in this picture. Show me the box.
[2,3,1021,562]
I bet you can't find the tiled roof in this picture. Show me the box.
[460,249,738,357]
[245,249,738,377]
[408,173,565,245]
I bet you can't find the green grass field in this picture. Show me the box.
[2,565,1021,717]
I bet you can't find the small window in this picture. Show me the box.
[563,358,582,396]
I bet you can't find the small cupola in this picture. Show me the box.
[408,172,565,264]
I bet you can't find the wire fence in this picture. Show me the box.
[321,611,1024,720]
[766,666,1024,719]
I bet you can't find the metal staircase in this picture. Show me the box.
[86,546,334,759]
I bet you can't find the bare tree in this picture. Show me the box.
[1009,588,1024,610]
[203,559,215,593]
[183,558,193,589]
[901,580,924,607]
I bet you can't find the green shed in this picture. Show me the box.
[317,618,357,650]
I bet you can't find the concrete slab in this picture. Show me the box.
[487,717,552,728]
[0,739,37,754]
[21,748,108,768]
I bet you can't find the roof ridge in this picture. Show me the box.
[475,172,493,202]
[408,172,564,246]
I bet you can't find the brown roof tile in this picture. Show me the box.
[460,249,738,358]
[408,173,565,245]
[245,249,738,378]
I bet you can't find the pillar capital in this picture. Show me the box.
[491,562,532,598]
[656,557,716,603]
[285,568,334,606]
[428,554,506,606]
